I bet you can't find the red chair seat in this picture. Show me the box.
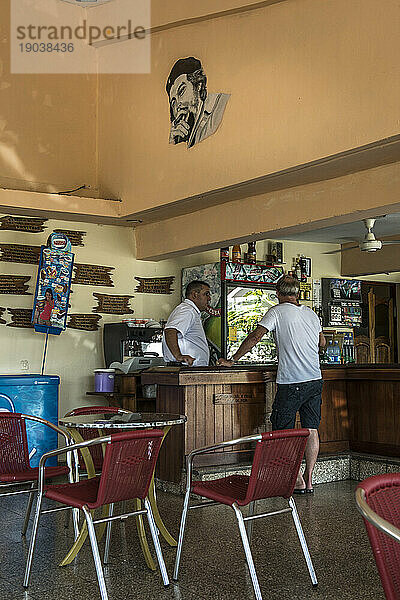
[192,475,249,506]
[0,465,69,483]
[45,477,101,509]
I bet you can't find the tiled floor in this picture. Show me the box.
[0,480,384,600]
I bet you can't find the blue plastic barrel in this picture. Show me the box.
[0,375,59,466]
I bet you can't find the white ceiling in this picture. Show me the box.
[278,213,400,244]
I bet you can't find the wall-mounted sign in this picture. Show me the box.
[0,275,31,295]
[0,243,41,265]
[73,263,114,287]
[7,308,33,329]
[67,314,102,331]
[31,233,74,335]
[0,215,47,233]
[92,293,134,315]
[135,276,174,294]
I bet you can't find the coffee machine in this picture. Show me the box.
[103,322,165,371]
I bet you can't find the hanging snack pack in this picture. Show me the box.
[32,233,74,335]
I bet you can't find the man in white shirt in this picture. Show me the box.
[218,276,326,493]
[162,281,211,367]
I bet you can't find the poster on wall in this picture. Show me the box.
[181,263,221,362]
[31,233,74,335]
[166,57,230,149]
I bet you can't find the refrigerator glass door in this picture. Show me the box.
[227,286,278,363]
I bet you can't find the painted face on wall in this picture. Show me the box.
[169,74,200,122]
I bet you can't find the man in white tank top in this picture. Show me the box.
[218,276,326,493]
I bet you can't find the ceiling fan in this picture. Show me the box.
[324,218,400,254]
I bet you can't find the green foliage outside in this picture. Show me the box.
[227,288,278,363]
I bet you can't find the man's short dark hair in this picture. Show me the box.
[185,280,210,298]
[276,276,300,297]
[166,57,207,101]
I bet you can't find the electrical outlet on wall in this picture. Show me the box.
[20,360,29,371]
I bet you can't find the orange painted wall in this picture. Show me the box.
[98,0,400,216]
[0,1,98,196]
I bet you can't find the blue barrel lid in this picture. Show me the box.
[0,375,60,386]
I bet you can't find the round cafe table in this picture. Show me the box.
[59,412,187,571]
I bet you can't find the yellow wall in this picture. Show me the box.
[0,216,218,416]
[98,0,400,217]
[0,1,98,196]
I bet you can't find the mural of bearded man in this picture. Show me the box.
[166,57,230,148]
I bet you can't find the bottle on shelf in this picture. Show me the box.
[326,340,334,363]
[333,340,341,364]
[247,241,256,264]
[295,256,302,281]
[299,254,308,282]
[220,247,229,262]
[231,244,242,263]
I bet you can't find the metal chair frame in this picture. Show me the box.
[173,433,318,600]
[356,487,400,544]
[0,413,77,537]
[23,433,170,600]
[356,484,400,600]
[62,406,133,482]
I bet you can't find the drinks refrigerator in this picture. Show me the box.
[321,278,366,363]
[181,262,284,363]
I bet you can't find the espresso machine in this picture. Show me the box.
[103,322,165,372]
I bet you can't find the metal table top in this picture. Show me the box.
[59,412,187,429]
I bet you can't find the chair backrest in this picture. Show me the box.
[0,413,31,475]
[63,406,123,471]
[241,429,309,504]
[357,474,400,600]
[94,429,164,507]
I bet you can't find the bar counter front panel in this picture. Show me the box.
[141,365,400,483]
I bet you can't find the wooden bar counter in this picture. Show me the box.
[141,364,400,483]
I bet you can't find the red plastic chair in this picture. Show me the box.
[23,429,169,600]
[173,429,317,600]
[356,474,400,600]
[0,412,74,536]
[63,406,132,473]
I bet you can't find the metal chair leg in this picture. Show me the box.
[144,498,169,587]
[64,507,71,530]
[104,503,114,565]
[83,506,109,600]
[72,508,80,539]
[246,500,256,543]
[23,492,43,588]
[173,486,191,581]
[288,497,318,586]
[232,503,262,600]
[22,482,36,536]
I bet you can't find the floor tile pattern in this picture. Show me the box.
[0,480,385,600]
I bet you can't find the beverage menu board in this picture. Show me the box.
[322,278,364,328]
[328,278,362,301]
[328,302,363,326]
